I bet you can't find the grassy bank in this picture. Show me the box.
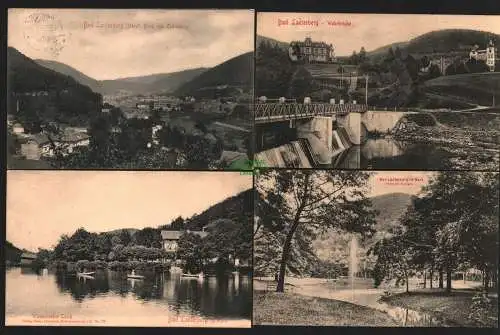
[381,289,498,327]
[253,291,399,326]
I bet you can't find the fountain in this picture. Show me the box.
[349,236,359,302]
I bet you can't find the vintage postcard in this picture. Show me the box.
[254,169,499,327]
[6,171,253,327]
[255,13,500,170]
[7,9,254,170]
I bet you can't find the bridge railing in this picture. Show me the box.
[254,103,368,122]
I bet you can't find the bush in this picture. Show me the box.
[108,261,127,271]
[468,293,494,326]
[76,260,90,271]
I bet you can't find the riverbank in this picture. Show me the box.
[253,290,399,326]
[392,126,499,170]
[381,289,499,327]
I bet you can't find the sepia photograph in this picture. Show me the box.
[255,13,500,170]
[7,9,254,170]
[254,169,498,327]
[6,171,252,327]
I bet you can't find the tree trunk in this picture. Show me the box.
[439,270,444,288]
[405,270,409,293]
[483,269,490,294]
[430,269,433,289]
[423,271,427,288]
[276,229,294,293]
[446,268,452,294]
[276,174,309,293]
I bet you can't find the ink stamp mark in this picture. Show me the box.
[23,12,70,56]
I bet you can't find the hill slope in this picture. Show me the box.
[185,189,253,230]
[368,29,500,59]
[256,35,289,50]
[35,59,207,95]
[35,59,103,93]
[7,47,102,126]
[175,52,253,97]
[313,192,413,261]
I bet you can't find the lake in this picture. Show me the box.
[5,267,251,327]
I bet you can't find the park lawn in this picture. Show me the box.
[253,291,399,326]
[382,289,499,327]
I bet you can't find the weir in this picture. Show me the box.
[254,101,368,168]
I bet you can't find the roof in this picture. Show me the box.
[21,252,37,259]
[161,230,208,240]
[291,40,332,49]
[24,130,90,146]
[219,151,248,165]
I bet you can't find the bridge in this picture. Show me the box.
[254,103,368,124]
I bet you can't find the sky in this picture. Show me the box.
[6,171,252,251]
[8,9,254,80]
[368,171,435,198]
[258,13,500,56]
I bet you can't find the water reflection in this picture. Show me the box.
[360,138,454,170]
[384,304,458,327]
[6,267,251,322]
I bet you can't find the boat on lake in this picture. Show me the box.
[127,270,144,279]
[77,271,95,279]
[181,273,203,279]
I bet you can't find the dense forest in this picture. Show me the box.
[7,47,102,129]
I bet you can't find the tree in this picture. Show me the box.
[394,46,402,59]
[256,170,377,292]
[134,227,161,248]
[358,47,367,64]
[118,230,132,246]
[202,218,251,264]
[288,67,314,99]
[177,232,204,274]
[371,232,415,293]
[52,228,95,262]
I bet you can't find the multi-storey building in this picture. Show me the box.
[469,39,497,72]
[289,37,335,63]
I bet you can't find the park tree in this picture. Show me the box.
[371,231,416,293]
[256,170,377,292]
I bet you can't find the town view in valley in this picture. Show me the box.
[7,9,254,169]
[255,13,500,170]
[254,170,499,327]
[6,172,253,327]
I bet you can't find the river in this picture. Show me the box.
[5,267,251,327]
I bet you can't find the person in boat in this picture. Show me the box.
[132,269,135,276]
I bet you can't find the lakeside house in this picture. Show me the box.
[20,130,90,160]
[160,229,251,268]
[20,252,37,266]
[161,230,208,254]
